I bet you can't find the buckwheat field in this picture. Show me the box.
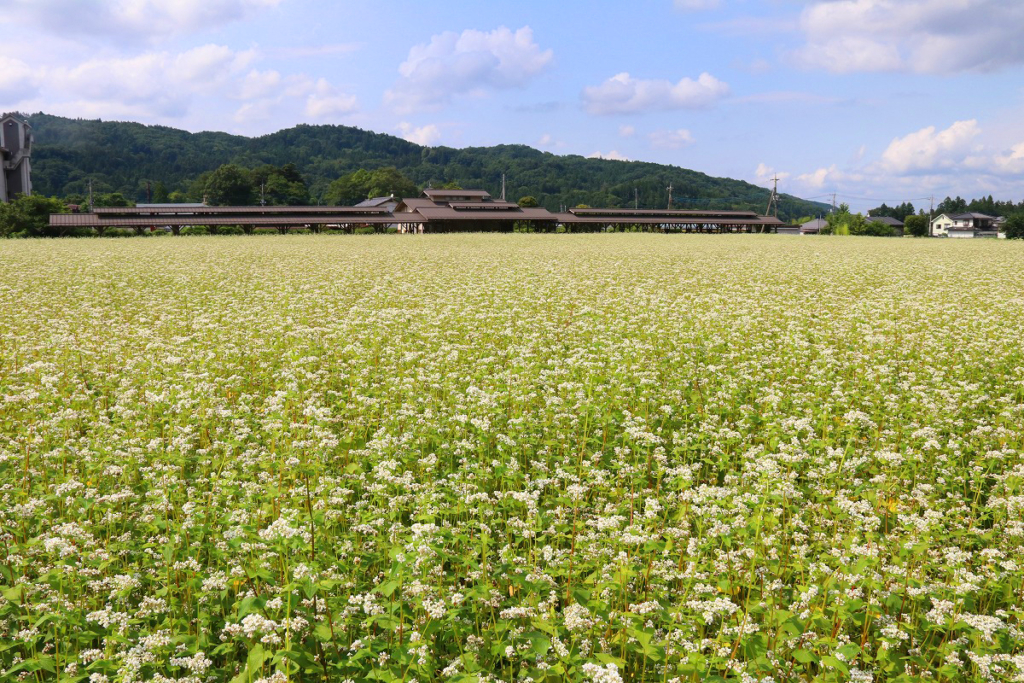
[2,234,1024,683]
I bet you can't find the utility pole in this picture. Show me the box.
[765,174,779,219]
[146,181,152,204]
[501,173,506,202]
[634,186,639,210]
[88,179,94,212]
[929,195,935,237]
[667,184,673,210]
[831,193,837,214]
[260,183,266,207]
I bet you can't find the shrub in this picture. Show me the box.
[1003,213,1024,239]
[104,228,136,238]
[904,215,929,237]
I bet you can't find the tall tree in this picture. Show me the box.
[204,164,255,206]
[153,181,170,203]
[94,192,133,207]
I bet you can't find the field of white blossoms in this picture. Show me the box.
[1,234,1023,683]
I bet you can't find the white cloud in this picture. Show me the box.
[176,44,257,84]
[0,56,40,102]
[796,165,838,189]
[992,142,1024,175]
[792,0,1024,74]
[305,79,358,119]
[36,42,354,126]
[588,150,631,161]
[239,70,284,100]
[6,0,284,41]
[881,120,981,173]
[649,128,694,149]
[754,163,791,184]
[619,125,636,138]
[397,122,442,146]
[385,26,553,114]
[47,45,257,117]
[582,72,729,115]
[536,134,566,149]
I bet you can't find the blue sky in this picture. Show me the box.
[2,0,1024,211]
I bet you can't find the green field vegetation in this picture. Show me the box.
[1,235,1023,682]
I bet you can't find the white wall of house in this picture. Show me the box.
[947,228,976,239]
[930,214,955,236]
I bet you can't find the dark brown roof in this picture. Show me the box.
[408,206,557,221]
[447,201,520,210]
[93,205,389,215]
[569,208,761,218]
[553,214,788,227]
[866,216,904,227]
[51,214,396,227]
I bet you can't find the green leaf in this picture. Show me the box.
[595,653,625,667]
[793,649,818,664]
[229,644,267,683]
[821,655,850,675]
[2,585,25,604]
[523,631,551,657]
[531,618,557,636]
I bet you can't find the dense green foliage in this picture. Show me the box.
[203,164,257,206]
[859,220,898,237]
[0,194,68,237]
[822,204,898,237]
[867,202,916,222]
[1003,212,1024,239]
[935,195,1023,217]
[25,113,827,221]
[324,167,418,205]
[904,214,929,237]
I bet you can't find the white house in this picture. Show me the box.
[930,212,999,238]
[930,213,955,237]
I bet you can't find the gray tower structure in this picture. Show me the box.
[1,113,33,202]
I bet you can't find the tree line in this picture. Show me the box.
[23,113,829,221]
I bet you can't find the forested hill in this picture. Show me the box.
[27,113,827,220]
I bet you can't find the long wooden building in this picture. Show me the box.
[50,189,792,234]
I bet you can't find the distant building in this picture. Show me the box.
[356,195,400,213]
[52,189,793,235]
[801,218,827,234]
[1,113,33,202]
[931,212,999,238]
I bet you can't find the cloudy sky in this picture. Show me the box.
[3,0,1024,210]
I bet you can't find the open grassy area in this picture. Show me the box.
[2,234,1023,682]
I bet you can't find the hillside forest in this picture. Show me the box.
[25,113,829,221]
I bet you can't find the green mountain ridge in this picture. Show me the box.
[26,113,828,221]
